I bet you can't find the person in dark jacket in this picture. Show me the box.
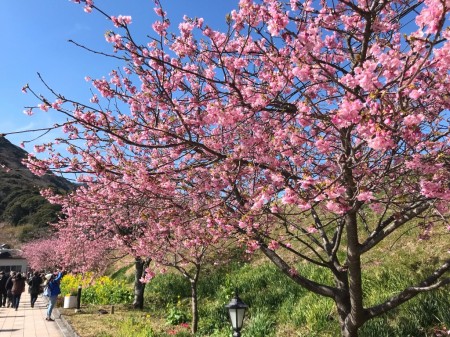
[11,273,26,311]
[5,271,15,308]
[45,271,63,321]
[28,271,42,308]
[0,271,7,307]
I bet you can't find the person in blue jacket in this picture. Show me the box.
[44,270,64,321]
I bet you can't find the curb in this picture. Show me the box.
[55,306,81,337]
[43,296,80,337]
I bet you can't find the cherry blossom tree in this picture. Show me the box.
[43,183,152,309]
[44,174,228,332]
[135,212,229,334]
[22,237,63,272]
[20,0,450,336]
[22,220,117,274]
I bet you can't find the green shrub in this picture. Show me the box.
[18,223,45,242]
[244,310,276,337]
[60,273,91,296]
[197,263,240,298]
[145,273,190,305]
[166,302,189,325]
[61,274,133,305]
[2,192,43,225]
[29,203,61,227]
[196,299,229,335]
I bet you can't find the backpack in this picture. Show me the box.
[43,284,50,297]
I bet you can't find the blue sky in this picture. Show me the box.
[0,0,237,148]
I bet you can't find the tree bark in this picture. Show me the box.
[133,256,151,310]
[190,279,199,334]
[342,324,359,337]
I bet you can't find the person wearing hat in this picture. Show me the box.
[0,271,7,307]
[45,270,64,321]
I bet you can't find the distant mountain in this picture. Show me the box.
[0,137,73,190]
[0,136,74,241]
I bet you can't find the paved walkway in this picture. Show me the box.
[0,291,73,337]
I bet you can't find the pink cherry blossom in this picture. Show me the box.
[23,1,450,335]
[111,15,132,27]
[356,192,374,202]
[268,240,280,250]
[306,226,318,234]
[38,103,49,112]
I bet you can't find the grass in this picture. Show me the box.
[64,262,448,337]
[60,227,450,337]
[60,304,193,337]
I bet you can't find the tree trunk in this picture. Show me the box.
[190,279,199,334]
[342,325,359,337]
[333,289,359,337]
[133,256,151,310]
[334,296,360,337]
[340,138,365,337]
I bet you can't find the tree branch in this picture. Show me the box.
[259,243,338,298]
[365,260,450,320]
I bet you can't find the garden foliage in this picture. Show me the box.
[61,273,133,305]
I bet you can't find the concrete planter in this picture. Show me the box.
[63,295,77,309]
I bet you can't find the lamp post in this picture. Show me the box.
[225,289,248,337]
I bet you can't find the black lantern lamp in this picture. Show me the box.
[225,289,248,337]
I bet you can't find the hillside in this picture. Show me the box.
[0,136,74,244]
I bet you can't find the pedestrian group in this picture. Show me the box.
[0,269,63,321]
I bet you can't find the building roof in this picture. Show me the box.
[0,248,24,259]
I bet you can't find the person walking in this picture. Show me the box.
[0,270,8,307]
[28,271,42,308]
[5,271,15,308]
[0,271,7,307]
[11,273,26,311]
[45,271,63,321]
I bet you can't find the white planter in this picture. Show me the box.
[63,295,77,309]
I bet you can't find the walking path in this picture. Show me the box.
[0,291,75,337]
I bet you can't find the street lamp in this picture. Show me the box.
[225,289,248,337]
